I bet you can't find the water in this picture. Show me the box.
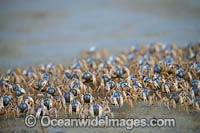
[0,0,200,132]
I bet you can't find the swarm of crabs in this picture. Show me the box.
[0,42,200,120]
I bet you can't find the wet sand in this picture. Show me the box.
[0,102,200,133]
[0,0,200,132]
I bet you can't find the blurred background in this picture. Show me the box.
[0,0,200,132]
[0,0,200,72]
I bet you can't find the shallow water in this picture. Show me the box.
[0,0,200,132]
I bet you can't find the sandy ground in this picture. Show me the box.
[0,0,200,132]
[0,102,200,133]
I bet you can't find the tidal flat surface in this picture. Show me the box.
[0,102,200,133]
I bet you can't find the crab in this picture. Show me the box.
[15,87,26,96]
[141,89,149,102]
[176,68,185,78]
[119,80,132,93]
[43,98,53,110]
[64,69,72,80]
[0,77,9,88]
[161,81,171,94]
[43,98,58,118]
[190,62,200,73]
[69,80,81,95]
[81,102,113,118]
[69,87,80,97]
[18,101,31,115]
[82,72,97,86]
[81,92,93,104]
[110,90,124,108]
[69,99,82,116]
[174,78,185,92]
[24,96,34,105]
[0,95,18,120]
[190,86,200,99]
[128,74,136,81]
[192,80,200,89]
[154,64,162,73]
[89,103,113,118]
[102,73,111,81]
[22,68,37,79]
[36,104,49,119]
[0,95,11,110]
[105,80,116,92]
[169,93,184,111]
[140,89,155,105]
[153,79,161,90]
[131,80,143,91]
[110,66,130,79]
[64,91,75,104]
[30,79,48,91]
[192,97,200,111]
[86,57,97,70]
[143,76,153,84]
[47,84,56,96]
